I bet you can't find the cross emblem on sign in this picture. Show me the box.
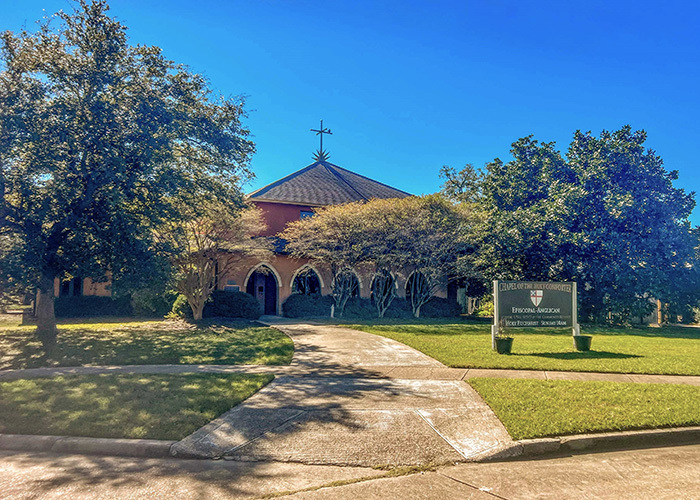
[530,290,543,307]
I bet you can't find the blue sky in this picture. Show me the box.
[4,1,700,222]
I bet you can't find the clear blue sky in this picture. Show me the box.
[4,1,700,222]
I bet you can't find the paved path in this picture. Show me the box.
[171,321,514,465]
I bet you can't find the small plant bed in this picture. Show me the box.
[0,319,293,369]
[468,378,700,440]
[350,321,700,375]
[0,373,273,440]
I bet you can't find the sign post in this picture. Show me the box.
[492,281,579,350]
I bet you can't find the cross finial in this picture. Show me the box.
[310,119,332,161]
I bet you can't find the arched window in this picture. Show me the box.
[370,269,396,303]
[292,267,321,295]
[333,269,360,298]
[405,271,430,307]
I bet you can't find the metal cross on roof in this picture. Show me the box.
[310,119,332,161]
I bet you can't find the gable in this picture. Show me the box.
[247,160,411,206]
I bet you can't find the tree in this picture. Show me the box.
[376,195,474,318]
[0,1,254,346]
[442,126,699,324]
[155,199,270,321]
[281,201,371,317]
[282,195,475,318]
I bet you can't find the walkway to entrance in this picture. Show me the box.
[171,318,515,466]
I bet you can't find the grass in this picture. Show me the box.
[468,378,700,440]
[348,319,700,375]
[0,318,294,369]
[0,373,274,440]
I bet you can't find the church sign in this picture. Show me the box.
[491,281,580,349]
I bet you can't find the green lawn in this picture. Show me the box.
[0,373,273,440]
[469,378,700,440]
[349,320,700,375]
[0,319,294,369]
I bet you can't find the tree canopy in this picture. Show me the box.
[281,195,475,318]
[0,0,254,345]
[441,126,699,324]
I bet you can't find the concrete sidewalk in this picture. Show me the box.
[171,321,516,465]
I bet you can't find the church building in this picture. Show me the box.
[218,153,412,315]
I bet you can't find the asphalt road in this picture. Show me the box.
[3,444,700,499]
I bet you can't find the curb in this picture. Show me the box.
[481,426,700,461]
[0,433,176,459]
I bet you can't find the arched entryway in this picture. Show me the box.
[246,265,279,315]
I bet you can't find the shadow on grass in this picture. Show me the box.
[518,351,643,360]
[0,320,294,370]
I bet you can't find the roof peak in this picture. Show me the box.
[247,159,411,206]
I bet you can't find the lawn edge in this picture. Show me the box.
[478,426,700,462]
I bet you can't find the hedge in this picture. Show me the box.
[282,293,334,318]
[169,291,262,320]
[54,296,132,318]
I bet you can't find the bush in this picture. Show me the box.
[54,295,132,318]
[282,293,334,318]
[340,297,376,319]
[169,291,262,321]
[419,297,461,318]
[205,291,261,320]
[131,289,177,318]
[384,298,414,319]
[168,294,193,320]
[474,298,494,318]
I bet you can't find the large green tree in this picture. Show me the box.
[442,126,699,324]
[0,1,254,346]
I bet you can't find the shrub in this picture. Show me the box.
[282,293,334,318]
[54,295,132,318]
[131,289,177,318]
[419,297,461,318]
[475,298,494,318]
[384,298,413,319]
[168,294,193,320]
[206,291,261,320]
[340,297,376,319]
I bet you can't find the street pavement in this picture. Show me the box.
[3,444,700,499]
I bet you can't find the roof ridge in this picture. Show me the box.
[327,162,413,197]
[322,162,369,202]
[246,161,320,198]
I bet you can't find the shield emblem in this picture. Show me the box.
[530,290,543,307]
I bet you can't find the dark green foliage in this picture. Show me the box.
[282,293,334,318]
[420,297,461,318]
[130,289,177,318]
[442,126,700,324]
[0,1,254,342]
[170,294,193,320]
[342,298,377,319]
[205,291,261,320]
[54,296,132,318]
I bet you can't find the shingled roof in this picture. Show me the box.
[247,160,411,206]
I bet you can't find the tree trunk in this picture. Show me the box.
[191,300,205,321]
[35,273,57,350]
